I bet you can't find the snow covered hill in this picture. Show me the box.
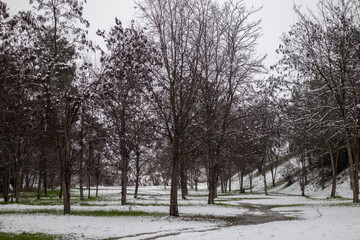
[229,156,354,199]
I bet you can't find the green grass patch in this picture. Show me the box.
[217,197,271,202]
[0,232,62,240]
[187,194,209,198]
[329,202,360,207]
[127,202,169,207]
[71,210,167,217]
[0,209,167,218]
[331,196,352,201]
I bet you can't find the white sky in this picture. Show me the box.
[4,0,318,68]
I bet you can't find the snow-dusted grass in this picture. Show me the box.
[1,185,360,239]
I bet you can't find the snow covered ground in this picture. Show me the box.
[0,185,359,239]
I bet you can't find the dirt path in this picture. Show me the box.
[121,203,293,240]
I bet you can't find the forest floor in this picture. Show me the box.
[0,185,360,239]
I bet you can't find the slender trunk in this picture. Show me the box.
[328,141,337,197]
[180,157,188,199]
[300,154,306,197]
[353,138,359,202]
[88,174,91,199]
[96,174,99,198]
[88,141,93,199]
[43,164,47,196]
[263,171,268,195]
[240,171,244,193]
[3,165,10,202]
[63,111,72,214]
[15,163,19,203]
[270,164,275,187]
[79,108,84,201]
[345,131,358,202]
[194,169,198,192]
[79,160,84,201]
[134,151,140,199]
[224,176,228,193]
[170,146,180,217]
[59,184,63,199]
[321,152,325,190]
[220,174,225,193]
[228,177,231,192]
[262,147,268,195]
[249,172,253,194]
[37,171,41,200]
[120,102,128,205]
[121,150,128,205]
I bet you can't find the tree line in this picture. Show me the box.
[0,0,359,217]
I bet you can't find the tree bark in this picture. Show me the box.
[88,141,93,199]
[3,164,10,202]
[208,163,218,204]
[228,177,231,192]
[180,157,188,199]
[328,141,338,197]
[249,172,253,194]
[79,107,84,201]
[121,150,128,205]
[134,150,140,199]
[170,146,180,217]
[262,147,268,196]
[37,170,41,200]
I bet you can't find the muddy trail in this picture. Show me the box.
[111,203,295,240]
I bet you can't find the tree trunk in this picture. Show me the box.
[79,108,84,201]
[3,165,10,202]
[37,171,41,200]
[194,170,198,192]
[121,150,128,205]
[88,141,93,199]
[240,171,244,193]
[328,141,337,197]
[220,174,225,193]
[321,152,325,190]
[345,130,358,202]
[249,172,253,194]
[62,166,71,214]
[262,147,268,195]
[300,154,306,197]
[43,164,47,196]
[353,138,359,202]
[180,157,188,199]
[88,174,91,199]
[134,151,140,199]
[15,163,19,203]
[170,146,180,217]
[228,177,231,192]
[59,184,63,199]
[208,163,217,204]
[96,174,99,198]
[263,172,268,195]
[63,112,72,215]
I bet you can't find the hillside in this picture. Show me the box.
[229,156,354,199]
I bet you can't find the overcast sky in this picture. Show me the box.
[4,0,318,68]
